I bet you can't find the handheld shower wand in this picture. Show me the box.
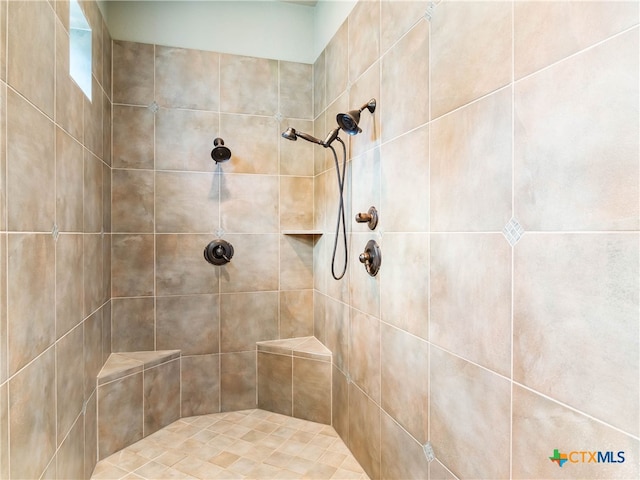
[281,127,339,148]
[281,98,377,281]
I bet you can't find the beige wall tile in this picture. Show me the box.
[102,162,111,233]
[102,300,112,363]
[0,82,4,231]
[313,112,327,176]
[324,296,349,372]
[325,20,348,106]
[279,118,315,176]
[101,234,111,307]
[381,410,430,480]
[55,316,84,445]
[219,234,279,293]
[55,20,83,141]
[280,61,313,120]
[156,234,220,295]
[111,297,155,352]
[220,291,278,352]
[380,233,429,340]
[258,352,292,416]
[279,290,313,338]
[349,232,380,318]
[515,31,639,231]
[348,0,380,84]
[430,1,511,118]
[0,1,5,81]
[181,354,220,416]
[56,128,84,232]
[112,169,154,233]
[156,294,220,355]
[349,309,380,403]
[219,114,279,174]
[84,392,97,478]
[7,234,55,375]
[0,383,7,477]
[9,347,56,480]
[155,107,219,172]
[112,105,155,169]
[112,234,154,297]
[429,460,457,480]
[7,89,55,232]
[514,234,639,436]
[220,351,257,411]
[102,96,112,167]
[313,50,325,117]
[332,365,348,443]
[292,357,331,424]
[8,0,55,117]
[102,20,112,100]
[98,372,144,459]
[83,308,103,399]
[381,20,429,141]
[56,234,83,339]
[430,233,511,376]
[430,347,511,480]
[280,235,314,290]
[84,76,103,158]
[84,1,103,85]
[156,171,219,233]
[431,88,512,231]
[83,233,103,316]
[513,385,639,479]
[280,176,314,231]
[156,45,219,110]
[515,1,639,79]
[0,234,5,384]
[348,383,380,480]
[144,359,181,436]
[351,149,380,234]
[313,291,326,343]
[349,62,381,159]
[220,53,277,115]
[380,124,429,233]
[56,416,84,480]
[381,0,429,55]
[380,323,428,444]
[84,150,103,233]
[113,40,154,105]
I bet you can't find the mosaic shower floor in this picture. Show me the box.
[90,409,369,480]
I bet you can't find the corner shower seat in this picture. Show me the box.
[96,350,181,460]
[256,336,332,425]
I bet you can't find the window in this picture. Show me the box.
[69,0,92,100]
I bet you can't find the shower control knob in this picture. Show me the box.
[355,206,378,230]
[204,239,234,266]
[359,239,381,277]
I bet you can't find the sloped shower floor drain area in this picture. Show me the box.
[91,409,369,479]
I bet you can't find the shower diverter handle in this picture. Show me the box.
[355,206,378,230]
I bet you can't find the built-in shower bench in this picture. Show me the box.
[96,350,181,460]
[256,336,332,425]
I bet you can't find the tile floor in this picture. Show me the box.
[90,409,369,480]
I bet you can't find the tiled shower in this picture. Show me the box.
[1,1,639,479]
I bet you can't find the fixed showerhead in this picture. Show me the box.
[337,98,377,136]
[211,138,231,163]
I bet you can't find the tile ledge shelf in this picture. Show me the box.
[97,350,181,385]
[281,229,323,235]
[257,336,332,362]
